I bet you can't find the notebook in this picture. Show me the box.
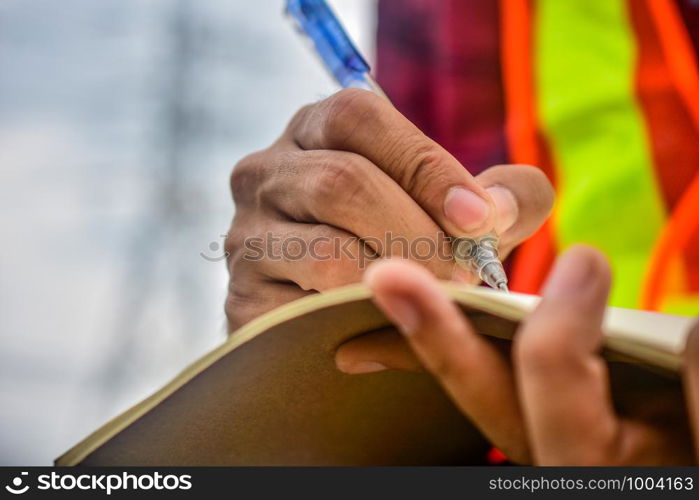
[56,283,694,465]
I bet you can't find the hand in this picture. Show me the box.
[225,88,553,331]
[342,246,699,465]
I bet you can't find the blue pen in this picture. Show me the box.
[285,0,509,292]
[285,0,388,99]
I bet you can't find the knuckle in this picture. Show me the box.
[224,226,248,262]
[223,229,240,259]
[226,220,273,268]
[313,156,366,208]
[225,281,260,332]
[305,226,362,290]
[288,103,315,133]
[400,141,450,198]
[227,244,255,279]
[321,88,382,147]
[230,151,264,203]
[309,224,338,253]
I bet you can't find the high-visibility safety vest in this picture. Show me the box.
[377,0,699,313]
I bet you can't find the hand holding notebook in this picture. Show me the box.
[341,247,699,465]
[58,247,699,465]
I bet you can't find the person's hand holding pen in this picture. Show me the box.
[225,87,554,330]
[225,1,554,330]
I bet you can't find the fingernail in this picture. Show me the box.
[486,185,518,235]
[375,294,421,336]
[340,361,388,375]
[444,187,491,234]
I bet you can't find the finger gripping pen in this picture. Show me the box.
[286,0,509,293]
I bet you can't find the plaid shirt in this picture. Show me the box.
[375,0,699,178]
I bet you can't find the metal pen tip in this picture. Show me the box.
[497,283,509,293]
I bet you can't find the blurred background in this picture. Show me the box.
[0,0,377,465]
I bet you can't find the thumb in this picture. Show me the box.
[476,164,554,254]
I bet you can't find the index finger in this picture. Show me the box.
[514,246,618,465]
[288,88,496,238]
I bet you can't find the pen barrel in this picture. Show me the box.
[286,0,373,89]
